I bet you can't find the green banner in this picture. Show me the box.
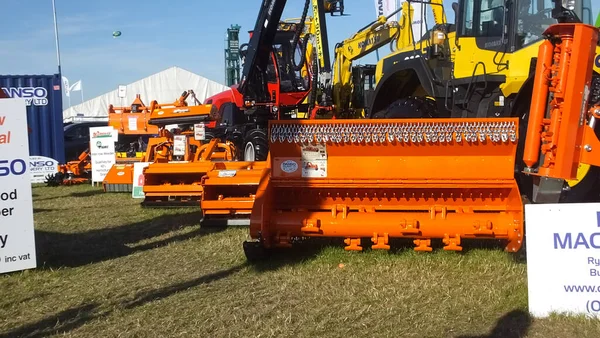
[596,11,600,27]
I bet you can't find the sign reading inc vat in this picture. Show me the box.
[0,98,37,274]
[89,126,117,183]
[526,203,600,318]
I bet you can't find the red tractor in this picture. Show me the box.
[202,0,344,161]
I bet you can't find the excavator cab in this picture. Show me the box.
[350,65,376,116]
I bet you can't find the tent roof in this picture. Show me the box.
[62,66,230,121]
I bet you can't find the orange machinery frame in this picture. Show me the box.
[522,23,600,197]
[135,103,241,207]
[103,91,198,192]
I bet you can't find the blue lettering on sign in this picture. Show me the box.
[0,159,27,176]
[554,232,600,249]
[30,160,55,167]
[0,87,48,106]
[595,55,600,68]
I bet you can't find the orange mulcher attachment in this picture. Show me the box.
[140,102,239,207]
[243,118,524,259]
[102,91,201,193]
[199,160,269,225]
[522,23,600,202]
[108,94,159,136]
[45,149,92,186]
[141,133,238,207]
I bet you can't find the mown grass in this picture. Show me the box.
[1,184,600,337]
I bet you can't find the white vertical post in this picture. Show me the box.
[52,0,62,75]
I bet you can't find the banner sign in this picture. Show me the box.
[526,203,600,318]
[29,155,58,184]
[131,162,151,198]
[0,98,37,274]
[89,126,117,183]
[374,0,424,42]
[374,0,397,21]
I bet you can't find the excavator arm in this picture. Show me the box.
[237,0,289,107]
[237,0,342,115]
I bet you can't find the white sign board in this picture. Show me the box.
[173,135,187,156]
[194,123,205,141]
[526,202,600,318]
[29,155,58,184]
[118,85,127,98]
[131,162,151,199]
[301,144,327,178]
[89,126,117,183]
[0,98,37,273]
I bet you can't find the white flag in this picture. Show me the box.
[374,0,398,22]
[402,0,424,42]
[62,76,70,97]
[70,80,82,92]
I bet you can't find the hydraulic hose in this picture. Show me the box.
[290,0,311,71]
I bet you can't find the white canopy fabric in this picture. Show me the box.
[62,66,230,121]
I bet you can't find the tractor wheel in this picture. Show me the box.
[243,240,269,262]
[242,128,269,161]
[371,96,437,119]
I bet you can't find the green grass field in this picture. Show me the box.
[1,184,600,337]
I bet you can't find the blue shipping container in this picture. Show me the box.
[0,73,65,163]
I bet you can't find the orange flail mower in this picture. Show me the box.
[245,118,523,256]
[137,100,243,207]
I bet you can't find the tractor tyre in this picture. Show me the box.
[242,128,269,161]
[371,96,437,119]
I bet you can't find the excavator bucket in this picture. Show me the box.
[200,161,269,225]
[244,118,524,258]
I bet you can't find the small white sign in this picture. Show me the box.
[128,117,138,131]
[131,162,151,199]
[89,126,117,183]
[0,98,37,274]
[173,135,187,156]
[194,123,206,141]
[28,155,58,184]
[526,202,600,318]
[217,170,237,178]
[118,85,127,98]
[301,144,327,161]
[301,144,327,177]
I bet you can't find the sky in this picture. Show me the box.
[1,0,599,108]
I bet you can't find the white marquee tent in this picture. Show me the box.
[62,66,230,121]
